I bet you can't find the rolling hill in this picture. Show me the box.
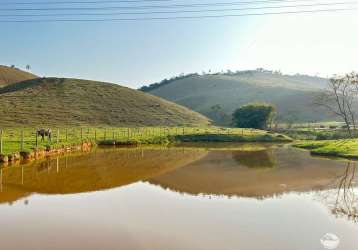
[0,65,38,87]
[0,77,210,127]
[141,70,334,124]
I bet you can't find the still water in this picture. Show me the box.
[0,143,357,250]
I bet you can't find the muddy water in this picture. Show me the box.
[0,143,357,250]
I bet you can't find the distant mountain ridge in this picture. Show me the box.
[141,70,333,124]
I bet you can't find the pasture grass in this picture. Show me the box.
[293,139,358,159]
[0,127,291,156]
[0,65,37,88]
[281,128,355,140]
[0,78,210,127]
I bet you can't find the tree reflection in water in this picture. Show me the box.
[232,149,275,169]
[319,162,358,222]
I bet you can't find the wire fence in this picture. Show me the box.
[0,127,259,155]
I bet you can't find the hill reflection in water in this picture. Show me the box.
[1,143,357,212]
[0,147,207,204]
[0,143,357,250]
[149,143,358,198]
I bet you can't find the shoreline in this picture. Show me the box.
[0,141,94,167]
[0,132,292,167]
[293,139,358,160]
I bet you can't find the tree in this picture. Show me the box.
[26,64,31,71]
[211,104,222,113]
[210,104,231,125]
[232,103,276,129]
[278,111,300,129]
[315,72,358,137]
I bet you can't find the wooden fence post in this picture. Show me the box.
[35,129,38,148]
[94,129,97,141]
[20,130,24,151]
[0,129,3,154]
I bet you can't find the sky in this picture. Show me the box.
[1,0,358,88]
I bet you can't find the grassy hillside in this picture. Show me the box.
[0,65,37,87]
[0,77,210,127]
[141,70,333,124]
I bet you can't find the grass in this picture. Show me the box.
[280,128,355,140]
[0,77,210,127]
[293,139,358,159]
[141,70,332,124]
[277,121,344,129]
[0,65,37,88]
[0,127,292,157]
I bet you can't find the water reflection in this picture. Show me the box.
[317,162,358,222]
[0,147,207,204]
[149,145,358,199]
[1,144,358,223]
[232,148,275,168]
[1,144,358,250]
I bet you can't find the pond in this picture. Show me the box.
[0,143,357,250]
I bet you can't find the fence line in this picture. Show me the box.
[0,129,3,154]
[0,127,253,155]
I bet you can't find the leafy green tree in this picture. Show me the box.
[232,103,276,129]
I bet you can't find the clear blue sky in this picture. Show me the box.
[1,0,357,88]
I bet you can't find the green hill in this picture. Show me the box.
[141,70,334,124]
[0,65,38,87]
[0,77,210,127]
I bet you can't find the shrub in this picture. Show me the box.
[232,103,276,129]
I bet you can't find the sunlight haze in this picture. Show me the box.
[1,0,357,88]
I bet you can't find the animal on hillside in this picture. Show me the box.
[37,128,52,142]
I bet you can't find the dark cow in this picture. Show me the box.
[37,128,52,142]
